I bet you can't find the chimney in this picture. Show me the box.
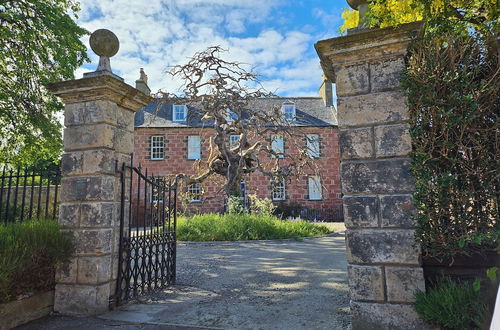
[319,74,333,107]
[135,68,151,95]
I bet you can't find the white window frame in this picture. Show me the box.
[308,176,322,200]
[272,177,286,201]
[187,135,201,160]
[306,134,320,158]
[150,136,165,160]
[187,183,202,202]
[271,135,284,158]
[229,135,240,148]
[282,103,296,121]
[173,104,187,122]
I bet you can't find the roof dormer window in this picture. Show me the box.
[282,102,296,120]
[173,104,187,122]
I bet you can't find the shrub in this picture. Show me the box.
[248,194,276,216]
[0,200,23,222]
[176,213,332,241]
[227,195,246,214]
[0,219,73,303]
[414,277,487,329]
[404,28,499,259]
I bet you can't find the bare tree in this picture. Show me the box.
[158,46,318,200]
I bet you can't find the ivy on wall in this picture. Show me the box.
[402,29,499,259]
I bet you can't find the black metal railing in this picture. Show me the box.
[0,166,61,223]
[115,163,177,306]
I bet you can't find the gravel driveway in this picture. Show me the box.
[19,228,350,330]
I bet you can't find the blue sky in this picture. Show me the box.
[76,0,347,97]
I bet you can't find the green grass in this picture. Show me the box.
[176,213,332,241]
[0,219,73,303]
[414,277,487,329]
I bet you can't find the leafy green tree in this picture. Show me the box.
[0,0,88,166]
[340,0,498,35]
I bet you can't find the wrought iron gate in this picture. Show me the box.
[115,162,177,306]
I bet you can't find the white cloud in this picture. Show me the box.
[76,0,326,97]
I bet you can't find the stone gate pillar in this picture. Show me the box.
[316,22,428,329]
[46,32,152,314]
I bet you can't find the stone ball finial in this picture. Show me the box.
[89,29,119,58]
[346,0,369,28]
[346,0,368,11]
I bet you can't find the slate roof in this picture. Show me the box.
[134,97,338,128]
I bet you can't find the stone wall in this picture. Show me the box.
[47,75,152,315]
[315,22,429,329]
[0,186,60,220]
[134,126,343,221]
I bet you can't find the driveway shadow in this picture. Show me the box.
[103,234,350,330]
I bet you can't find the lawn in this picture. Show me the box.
[176,213,333,241]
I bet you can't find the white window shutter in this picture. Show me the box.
[188,136,201,160]
[308,176,322,200]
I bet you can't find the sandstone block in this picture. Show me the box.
[375,124,412,157]
[60,176,115,202]
[380,195,416,228]
[54,283,110,315]
[346,229,420,265]
[341,159,414,194]
[343,196,379,228]
[370,58,405,92]
[348,265,384,301]
[60,177,87,201]
[61,152,83,176]
[82,149,115,174]
[64,100,117,127]
[385,266,425,303]
[72,228,113,255]
[339,128,374,160]
[55,257,78,283]
[337,91,408,127]
[116,107,135,132]
[111,253,119,283]
[77,255,113,285]
[113,128,133,154]
[116,153,132,169]
[80,202,115,227]
[63,124,115,151]
[114,200,130,230]
[58,203,81,227]
[112,227,121,255]
[334,63,370,97]
[351,301,430,330]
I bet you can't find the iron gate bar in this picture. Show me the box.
[52,178,59,220]
[5,169,13,220]
[28,171,35,220]
[0,167,61,223]
[36,174,42,220]
[13,168,20,218]
[115,159,177,306]
[20,170,28,221]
